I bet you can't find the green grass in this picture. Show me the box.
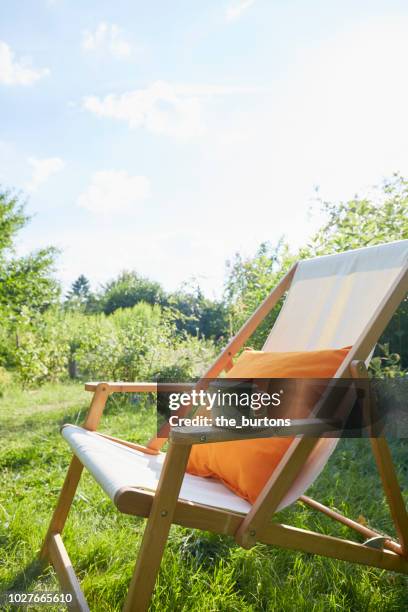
[0,382,407,611]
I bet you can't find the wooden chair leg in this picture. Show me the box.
[370,438,408,556]
[48,534,90,611]
[41,385,110,560]
[123,515,168,612]
[123,443,191,612]
[351,361,408,557]
[40,456,84,560]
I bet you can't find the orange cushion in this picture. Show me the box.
[186,347,350,504]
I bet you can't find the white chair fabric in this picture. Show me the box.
[62,424,251,514]
[263,239,408,509]
[264,240,408,352]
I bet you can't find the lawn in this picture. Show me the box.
[0,382,407,611]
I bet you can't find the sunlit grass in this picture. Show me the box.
[0,383,407,611]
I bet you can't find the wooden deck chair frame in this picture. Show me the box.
[40,261,408,612]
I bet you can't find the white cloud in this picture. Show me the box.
[77,170,151,214]
[82,22,132,59]
[0,41,50,85]
[83,80,262,139]
[225,0,255,22]
[27,157,65,192]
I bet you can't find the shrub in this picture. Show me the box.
[151,335,218,382]
[369,343,407,379]
[13,308,69,387]
[0,366,12,397]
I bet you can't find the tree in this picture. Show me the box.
[304,173,408,257]
[225,240,295,348]
[303,174,408,366]
[0,189,60,319]
[64,274,98,312]
[0,249,60,317]
[0,189,27,257]
[66,275,91,300]
[168,285,228,340]
[101,271,166,315]
[224,174,408,361]
[0,188,60,369]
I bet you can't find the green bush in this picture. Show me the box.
[70,303,218,383]
[13,308,69,387]
[369,343,407,379]
[0,300,218,387]
[0,366,12,397]
[73,303,170,381]
[151,335,218,382]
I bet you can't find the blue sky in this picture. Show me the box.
[1,0,408,297]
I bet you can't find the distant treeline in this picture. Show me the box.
[0,174,407,390]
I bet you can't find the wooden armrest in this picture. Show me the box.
[85,382,158,393]
[84,382,199,393]
[170,418,341,445]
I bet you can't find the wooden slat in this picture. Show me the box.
[371,438,408,556]
[114,486,245,534]
[84,382,196,393]
[300,495,402,556]
[83,384,110,431]
[114,487,408,574]
[85,382,158,393]
[48,534,89,611]
[42,386,109,562]
[259,522,408,574]
[95,431,160,455]
[123,442,192,612]
[40,456,84,559]
[350,359,408,557]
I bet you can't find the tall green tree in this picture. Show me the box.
[0,189,60,367]
[0,189,60,319]
[0,189,27,257]
[225,240,295,347]
[304,173,408,257]
[101,271,166,315]
[0,249,60,316]
[168,285,228,340]
[65,274,98,312]
[66,274,91,300]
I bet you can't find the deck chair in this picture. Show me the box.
[41,240,408,611]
